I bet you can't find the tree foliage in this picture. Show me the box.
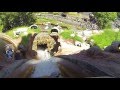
[117,12,120,18]
[0,12,36,32]
[93,12,117,29]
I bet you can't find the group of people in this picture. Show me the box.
[5,44,14,61]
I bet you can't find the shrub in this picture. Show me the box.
[90,29,120,49]
[0,12,36,32]
[73,35,83,42]
[0,25,3,33]
[60,30,83,42]
[20,35,30,46]
[27,28,41,34]
[93,12,117,29]
[117,12,120,18]
[5,26,41,39]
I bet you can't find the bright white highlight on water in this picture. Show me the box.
[31,49,60,78]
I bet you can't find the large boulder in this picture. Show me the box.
[17,44,27,58]
[15,50,24,60]
[0,55,4,63]
[0,60,26,78]
[0,39,8,61]
[104,46,114,53]
[57,58,90,77]
[86,46,103,57]
[104,41,120,53]
[7,60,35,78]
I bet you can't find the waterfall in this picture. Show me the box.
[31,48,61,78]
[36,49,51,60]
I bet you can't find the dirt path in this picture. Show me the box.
[55,38,89,56]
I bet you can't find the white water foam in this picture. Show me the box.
[31,49,60,78]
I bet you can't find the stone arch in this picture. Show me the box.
[32,32,56,52]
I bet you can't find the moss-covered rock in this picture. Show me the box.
[32,32,56,52]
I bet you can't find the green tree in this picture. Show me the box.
[0,12,36,32]
[117,12,120,18]
[93,12,117,29]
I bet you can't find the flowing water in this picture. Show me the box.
[31,47,61,78]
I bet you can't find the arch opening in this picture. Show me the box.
[51,29,58,33]
[32,32,56,52]
[37,44,48,51]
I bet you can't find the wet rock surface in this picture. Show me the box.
[0,60,26,78]
[86,46,103,56]
[58,49,120,78]
[7,60,34,78]
[104,41,120,53]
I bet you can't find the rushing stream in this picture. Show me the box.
[31,46,61,78]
